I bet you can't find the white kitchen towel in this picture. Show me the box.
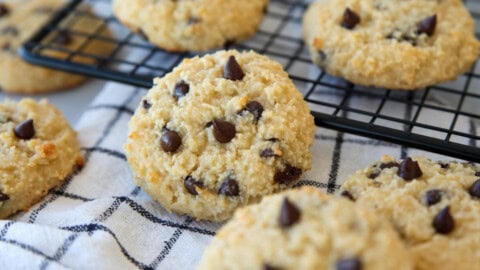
[0,79,477,269]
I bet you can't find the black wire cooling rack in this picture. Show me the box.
[19,0,480,162]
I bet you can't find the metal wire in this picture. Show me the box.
[19,0,480,161]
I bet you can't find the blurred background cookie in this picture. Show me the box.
[112,0,269,52]
[303,0,480,90]
[0,0,113,94]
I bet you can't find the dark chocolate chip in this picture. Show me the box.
[160,130,182,153]
[14,119,35,140]
[243,101,264,122]
[263,263,280,270]
[1,26,18,36]
[417,15,437,36]
[367,171,380,179]
[468,179,480,199]
[379,162,399,170]
[266,138,279,142]
[223,55,245,81]
[218,177,240,196]
[174,81,189,101]
[279,198,301,228]
[260,148,276,158]
[425,189,442,206]
[142,100,151,110]
[223,39,235,49]
[341,8,360,30]
[0,191,9,202]
[340,190,355,201]
[336,258,362,270]
[438,162,449,169]
[274,164,302,185]
[212,119,236,143]
[397,157,422,181]
[188,17,200,25]
[184,176,203,196]
[0,4,9,18]
[137,28,149,41]
[52,30,72,45]
[433,206,454,234]
[475,171,480,177]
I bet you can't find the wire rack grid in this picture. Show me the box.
[18,0,480,162]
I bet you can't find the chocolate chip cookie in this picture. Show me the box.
[340,155,480,270]
[198,187,413,270]
[0,0,113,93]
[0,98,82,218]
[112,0,269,52]
[303,0,480,90]
[124,50,315,221]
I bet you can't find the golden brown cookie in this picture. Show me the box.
[112,0,268,52]
[0,0,113,93]
[340,155,480,270]
[303,0,480,90]
[124,50,315,221]
[0,98,82,218]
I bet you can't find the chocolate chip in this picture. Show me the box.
[184,176,203,196]
[260,148,276,158]
[475,171,480,177]
[279,198,300,228]
[274,164,302,185]
[14,119,35,140]
[160,130,181,153]
[212,119,236,143]
[1,26,18,36]
[439,162,449,169]
[468,179,480,199]
[433,206,455,234]
[379,162,399,170]
[52,30,72,45]
[0,191,9,202]
[425,189,442,206]
[0,4,9,18]
[137,28,149,41]
[263,263,280,270]
[340,190,355,201]
[336,258,362,270]
[188,17,200,25]
[218,177,240,196]
[223,39,235,49]
[367,171,380,179]
[318,50,327,61]
[142,100,151,110]
[243,101,264,122]
[397,157,422,181]
[417,15,437,36]
[174,81,189,101]
[341,8,360,30]
[223,55,245,81]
